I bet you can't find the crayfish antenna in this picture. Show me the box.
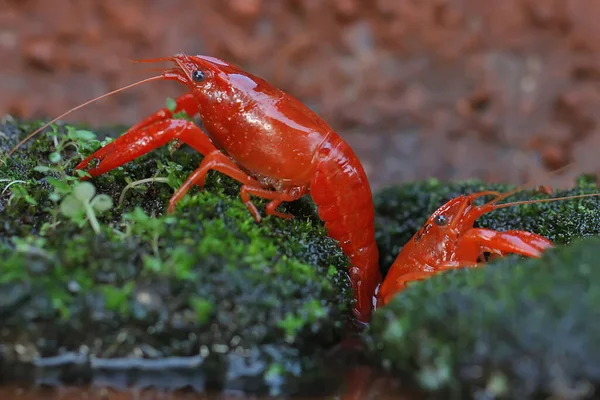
[458,163,582,224]
[481,163,600,209]
[129,56,176,64]
[483,162,577,207]
[7,75,165,157]
[448,165,575,231]
[493,191,600,210]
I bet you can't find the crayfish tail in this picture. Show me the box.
[311,134,381,322]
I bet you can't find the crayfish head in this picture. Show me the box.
[165,54,218,87]
[168,53,255,92]
[166,53,274,115]
[422,195,473,240]
[429,191,505,239]
[130,53,236,92]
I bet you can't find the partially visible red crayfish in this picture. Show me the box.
[8,53,381,323]
[376,187,600,307]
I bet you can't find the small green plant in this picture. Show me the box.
[190,297,215,324]
[154,158,188,189]
[122,207,184,276]
[49,125,98,158]
[33,125,98,180]
[59,181,113,234]
[123,207,166,252]
[22,125,110,234]
[101,281,135,315]
[277,312,305,343]
[118,177,170,207]
[2,179,38,206]
[165,97,193,122]
[163,97,194,156]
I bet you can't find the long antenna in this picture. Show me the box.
[484,162,576,207]
[7,75,165,157]
[493,192,600,209]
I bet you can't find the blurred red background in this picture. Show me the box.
[2,0,600,190]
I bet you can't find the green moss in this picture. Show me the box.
[189,297,215,325]
[367,234,600,399]
[374,177,600,274]
[0,116,352,395]
[101,282,135,315]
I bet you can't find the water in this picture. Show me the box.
[0,367,415,400]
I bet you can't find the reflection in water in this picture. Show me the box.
[0,386,232,400]
[0,335,415,399]
[0,368,414,400]
[338,366,414,400]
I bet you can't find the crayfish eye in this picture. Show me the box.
[192,70,206,82]
[434,214,448,226]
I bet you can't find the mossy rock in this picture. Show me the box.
[368,179,600,399]
[366,237,600,399]
[0,116,353,396]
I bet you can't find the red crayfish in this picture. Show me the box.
[8,54,381,323]
[376,186,600,307]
